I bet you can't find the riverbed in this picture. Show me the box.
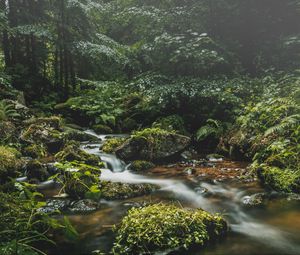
[49,130,300,255]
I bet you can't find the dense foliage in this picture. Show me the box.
[0,0,300,254]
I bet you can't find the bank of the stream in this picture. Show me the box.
[44,130,300,255]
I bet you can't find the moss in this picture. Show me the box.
[23,144,47,159]
[23,116,61,130]
[0,146,22,184]
[131,160,155,172]
[133,127,173,138]
[113,204,227,254]
[55,141,101,166]
[26,160,49,182]
[102,138,126,153]
[0,121,16,143]
[258,165,300,193]
[131,127,174,154]
[100,181,158,200]
[63,127,99,142]
[55,161,102,199]
[92,124,113,134]
[21,117,64,153]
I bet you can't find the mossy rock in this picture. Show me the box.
[92,124,113,134]
[100,181,158,200]
[55,161,102,199]
[257,165,300,193]
[130,160,155,172]
[26,160,49,182]
[21,117,64,153]
[0,146,23,184]
[116,128,191,162]
[113,204,227,254]
[23,144,47,159]
[23,116,61,129]
[102,138,126,153]
[63,127,99,142]
[55,141,101,166]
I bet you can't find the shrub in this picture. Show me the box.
[113,204,227,254]
[152,114,187,134]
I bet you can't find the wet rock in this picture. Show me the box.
[26,160,49,182]
[184,167,196,175]
[286,193,300,201]
[130,160,155,172]
[92,124,113,134]
[55,141,101,166]
[21,117,64,153]
[63,128,99,142]
[39,198,99,214]
[69,199,99,213]
[242,193,266,206]
[38,199,71,214]
[116,129,191,162]
[46,163,58,175]
[207,154,224,162]
[195,186,208,194]
[101,181,159,200]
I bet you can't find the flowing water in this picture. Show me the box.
[53,130,300,255]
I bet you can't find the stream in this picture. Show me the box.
[52,130,300,255]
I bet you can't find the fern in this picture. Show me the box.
[0,100,20,121]
[264,114,300,136]
[196,119,223,142]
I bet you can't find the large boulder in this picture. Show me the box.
[113,204,227,254]
[116,128,191,162]
[20,117,64,153]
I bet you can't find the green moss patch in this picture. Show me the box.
[258,165,300,193]
[113,203,227,254]
[130,160,155,172]
[0,146,23,184]
[55,141,101,166]
[102,138,126,153]
[100,181,158,200]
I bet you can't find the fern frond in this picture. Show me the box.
[264,114,300,136]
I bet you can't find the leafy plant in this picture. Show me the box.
[0,100,20,121]
[196,119,224,142]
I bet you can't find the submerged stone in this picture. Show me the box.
[100,181,159,200]
[130,160,155,172]
[242,193,266,206]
